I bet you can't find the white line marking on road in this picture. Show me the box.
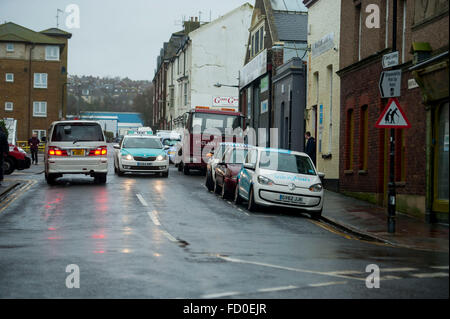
[381,275,402,280]
[382,267,418,272]
[308,281,347,288]
[257,285,299,292]
[147,211,161,226]
[136,194,148,207]
[412,272,449,278]
[201,291,241,299]
[162,230,178,243]
[218,256,366,281]
[430,266,449,270]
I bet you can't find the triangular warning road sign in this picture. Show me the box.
[375,98,411,128]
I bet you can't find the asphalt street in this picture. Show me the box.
[0,146,448,298]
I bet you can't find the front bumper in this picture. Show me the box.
[120,159,169,173]
[47,157,108,174]
[253,184,323,211]
[17,156,31,170]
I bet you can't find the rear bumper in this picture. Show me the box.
[47,157,108,174]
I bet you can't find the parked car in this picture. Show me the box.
[213,145,252,198]
[113,134,169,177]
[3,144,31,175]
[44,121,108,184]
[234,147,325,219]
[205,142,244,191]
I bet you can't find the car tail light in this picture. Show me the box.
[48,147,68,156]
[89,146,107,156]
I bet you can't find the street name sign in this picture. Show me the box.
[375,98,411,128]
[379,70,402,98]
[382,51,399,68]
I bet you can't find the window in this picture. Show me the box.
[250,24,264,58]
[34,73,48,88]
[359,105,369,171]
[356,4,362,61]
[45,45,59,61]
[169,87,174,108]
[6,43,14,52]
[184,82,188,106]
[33,101,47,117]
[259,151,316,175]
[5,73,14,82]
[346,109,354,170]
[32,130,46,140]
[5,102,13,111]
[51,123,104,142]
[327,65,333,154]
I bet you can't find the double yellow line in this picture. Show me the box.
[0,179,37,214]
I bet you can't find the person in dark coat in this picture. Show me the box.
[304,131,316,166]
[28,133,40,165]
[0,127,9,185]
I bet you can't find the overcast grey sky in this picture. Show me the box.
[0,0,252,80]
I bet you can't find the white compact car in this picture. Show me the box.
[113,134,170,177]
[234,147,324,219]
[45,121,108,184]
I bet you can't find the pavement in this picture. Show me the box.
[322,191,449,253]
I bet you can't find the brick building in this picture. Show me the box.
[337,0,448,222]
[0,22,71,141]
[239,0,308,148]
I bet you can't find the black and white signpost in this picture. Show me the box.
[375,0,411,234]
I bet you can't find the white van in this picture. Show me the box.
[44,121,108,184]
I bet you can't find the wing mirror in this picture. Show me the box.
[113,144,120,150]
[318,172,325,179]
[244,163,256,170]
[164,145,170,150]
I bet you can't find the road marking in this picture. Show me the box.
[431,266,449,270]
[411,272,449,278]
[308,281,347,288]
[201,291,241,299]
[217,255,367,282]
[147,211,161,226]
[309,219,353,240]
[0,180,36,214]
[136,194,148,207]
[382,267,418,272]
[257,285,299,292]
[161,230,178,243]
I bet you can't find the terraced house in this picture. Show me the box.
[0,22,71,141]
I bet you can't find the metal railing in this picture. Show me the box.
[16,141,46,153]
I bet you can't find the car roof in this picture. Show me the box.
[255,147,309,157]
[51,120,101,125]
[123,134,160,139]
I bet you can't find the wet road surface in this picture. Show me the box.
[0,146,448,298]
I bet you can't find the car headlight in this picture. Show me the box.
[156,154,167,161]
[122,154,133,161]
[17,147,27,154]
[309,183,323,192]
[258,175,274,186]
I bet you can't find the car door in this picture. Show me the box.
[239,149,257,199]
[215,148,229,188]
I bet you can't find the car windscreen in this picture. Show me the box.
[123,137,162,149]
[162,139,180,146]
[259,151,316,175]
[51,123,104,142]
[191,113,242,134]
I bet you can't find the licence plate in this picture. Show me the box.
[72,149,85,156]
[137,162,153,166]
[279,194,304,204]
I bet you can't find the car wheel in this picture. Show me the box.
[162,171,169,178]
[45,173,57,185]
[234,182,243,205]
[183,165,190,175]
[205,171,214,191]
[310,209,322,220]
[3,157,15,175]
[95,173,107,184]
[247,186,258,212]
[214,178,221,195]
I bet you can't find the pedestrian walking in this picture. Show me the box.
[305,131,317,166]
[0,126,9,186]
[28,133,40,165]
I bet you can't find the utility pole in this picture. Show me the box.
[388,0,398,233]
